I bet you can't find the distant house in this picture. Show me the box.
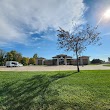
[36,54,90,66]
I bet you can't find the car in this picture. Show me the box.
[6,61,23,67]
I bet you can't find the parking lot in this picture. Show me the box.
[0,65,110,71]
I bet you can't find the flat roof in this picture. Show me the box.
[79,56,89,58]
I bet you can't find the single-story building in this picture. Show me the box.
[36,54,90,66]
[79,56,90,65]
[52,54,72,65]
[36,57,45,65]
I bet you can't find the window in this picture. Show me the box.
[12,62,17,65]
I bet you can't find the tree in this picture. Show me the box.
[29,58,36,65]
[21,57,29,65]
[33,53,38,59]
[0,49,6,66]
[5,50,22,62]
[6,52,13,61]
[91,59,103,64]
[57,24,101,72]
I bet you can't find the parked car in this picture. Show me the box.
[6,61,23,67]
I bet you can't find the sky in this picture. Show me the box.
[0,0,110,61]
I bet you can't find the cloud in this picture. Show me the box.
[102,33,110,37]
[0,0,87,47]
[41,35,54,41]
[32,37,41,41]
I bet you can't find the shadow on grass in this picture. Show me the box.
[0,72,78,110]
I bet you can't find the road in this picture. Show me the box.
[0,65,110,71]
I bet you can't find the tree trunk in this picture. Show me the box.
[76,51,80,72]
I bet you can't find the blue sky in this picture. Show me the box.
[0,0,110,61]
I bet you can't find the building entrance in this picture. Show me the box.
[59,58,64,65]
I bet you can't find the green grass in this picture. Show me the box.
[0,70,110,110]
[103,64,110,67]
[89,63,101,65]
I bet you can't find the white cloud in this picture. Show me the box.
[0,0,87,46]
[32,37,41,41]
[41,35,54,41]
[102,33,110,37]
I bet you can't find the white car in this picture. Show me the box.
[17,63,23,67]
[6,61,23,67]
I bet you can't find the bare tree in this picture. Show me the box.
[57,24,101,72]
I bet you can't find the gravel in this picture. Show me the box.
[0,65,110,71]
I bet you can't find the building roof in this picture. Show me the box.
[79,56,90,58]
[52,54,72,59]
[53,54,67,57]
[37,57,45,59]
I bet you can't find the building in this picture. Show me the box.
[52,54,72,65]
[79,56,90,65]
[36,57,45,65]
[36,54,90,66]
[108,57,110,62]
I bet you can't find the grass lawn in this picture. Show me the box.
[103,64,110,67]
[0,70,110,110]
[89,64,101,65]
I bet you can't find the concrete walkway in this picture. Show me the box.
[0,65,110,71]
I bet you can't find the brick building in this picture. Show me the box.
[36,54,90,66]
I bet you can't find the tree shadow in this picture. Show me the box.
[0,72,76,110]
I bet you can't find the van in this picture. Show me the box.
[6,61,23,67]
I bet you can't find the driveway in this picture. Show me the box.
[0,65,110,71]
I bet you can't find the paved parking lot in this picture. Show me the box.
[0,65,110,71]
